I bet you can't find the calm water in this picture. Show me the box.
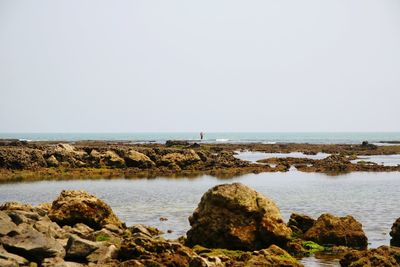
[235,151,330,164]
[0,172,399,249]
[1,132,400,144]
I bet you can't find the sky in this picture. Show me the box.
[0,0,400,133]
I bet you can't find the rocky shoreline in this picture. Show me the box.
[0,140,400,183]
[0,183,399,266]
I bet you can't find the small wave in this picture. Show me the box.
[215,138,229,142]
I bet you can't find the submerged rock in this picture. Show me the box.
[303,213,367,248]
[340,245,400,267]
[48,190,124,230]
[186,183,292,250]
[390,217,400,247]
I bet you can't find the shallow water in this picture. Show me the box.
[0,171,399,266]
[351,154,400,166]
[235,151,330,163]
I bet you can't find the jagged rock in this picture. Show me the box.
[48,190,124,230]
[125,150,155,168]
[128,224,162,238]
[46,155,59,167]
[0,227,65,261]
[186,183,292,250]
[0,245,29,265]
[34,216,66,239]
[287,213,315,236]
[390,217,400,247]
[65,234,101,260]
[86,244,118,263]
[0,211,17,236]
[103,151,125,167]
[340,245,400,267]
[304,213,367,248]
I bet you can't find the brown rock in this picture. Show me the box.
[48,190,124,230]
[304,213,367,248]
[340,245,400,267]
[186,183,292,250]
[287,213,315,236]
[390,217,400,247]
[125,150,155,168]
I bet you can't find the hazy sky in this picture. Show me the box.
[0,0,399,132]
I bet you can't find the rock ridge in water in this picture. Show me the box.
[186,182,292,250]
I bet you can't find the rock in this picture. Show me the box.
[86,244,118,263]
[89,228,122,245]
[65,234,101,260]
[0,245,29,265]
[48,190,124,230]
[0,211,17,236]
[390,217,400,247]
[125,150,155,168]
[128,224,163,238]
[104,151,125,167]
[0,259,19,267]
[303,213,367,248]
[287,213,315,236]
[340,245,400,267]
[46,155,59,167]
[6,210,41,225]
[186,183,292,250]
[161,150,201,168]
[33,216,66,239]
[0,226,65,262]
[165,140,190,147]
[42,257,84,267]
[244,245,303,267]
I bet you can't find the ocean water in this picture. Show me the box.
[0,132,399,144]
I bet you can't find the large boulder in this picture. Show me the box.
[303,213,367,248]
[103,151,125,167]
[186,183,292,250]
[390,217,400,247]
[48,190,124,230]
[125,150,155,168]
[340,245,400,267]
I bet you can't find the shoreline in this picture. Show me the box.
[1,140,400,183]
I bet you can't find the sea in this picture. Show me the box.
[0,132,399,144]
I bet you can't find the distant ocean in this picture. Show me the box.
[0,132,399,145]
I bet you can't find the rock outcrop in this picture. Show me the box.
[340,245,400,267]
[303,213,367,248]
[390,217,400,247]
[186,183,292,250]
[124,150,155,168]
[48,190,124,230]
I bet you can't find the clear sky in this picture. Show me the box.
[0,0,399,132]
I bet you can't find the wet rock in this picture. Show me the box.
[244,245,303,267]
[48,190,124,230]
[186,183,292,250]
[390,217,400,247]
[65,234,101,260]
[340,245,400,267]
[125,150,155,168]
[287,213,315,237]
[0,227,65,262]
[0,211,17,236]
[303,213,367,248]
